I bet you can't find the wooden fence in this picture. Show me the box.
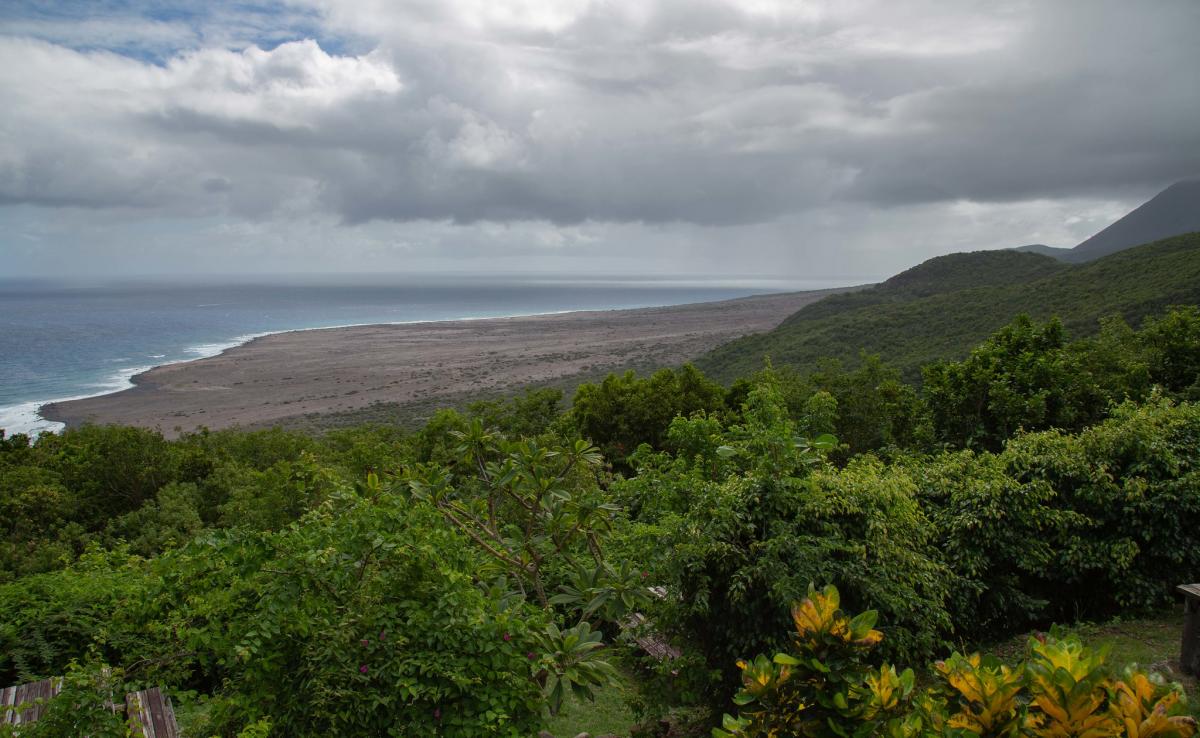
[1,680,177,736]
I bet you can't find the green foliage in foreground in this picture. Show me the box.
[714,585,1197,738]
[0,391,1193,734]
[0,301,1196,735]
[613,379,949,705]
[699,232,1200,382]
[2,491,550,736]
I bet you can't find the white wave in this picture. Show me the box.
[183,331,271,358]
[89,364,156,390]
[0,400,64,437]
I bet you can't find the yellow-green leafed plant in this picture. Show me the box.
[713,584,916,738]
[716,586,1198,738]
[789,583,884,655]
[932,652,1027,737]
[1025,634,1120,737]
[1108,667,1197,738]
[1023,634,1197,738]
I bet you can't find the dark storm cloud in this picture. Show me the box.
[840,2,1200,205]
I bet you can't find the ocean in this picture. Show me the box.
[0,274,854,436]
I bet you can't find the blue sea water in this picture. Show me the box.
[0,273,855,436]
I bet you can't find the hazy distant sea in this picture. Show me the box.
[0,274,857,436]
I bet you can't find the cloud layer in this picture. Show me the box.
[1,0,1198,277]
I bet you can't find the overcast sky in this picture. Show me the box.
[2,0,1198,281]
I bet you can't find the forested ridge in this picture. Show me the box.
[698,232,1200,382]
[2,256,1200,734]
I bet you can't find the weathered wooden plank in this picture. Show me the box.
[151,689,177,737]
[1178,583,1200,601]
[1,679,62,725]
[2,685,15,724]
[624,612,681,662]
[126,687,179,738]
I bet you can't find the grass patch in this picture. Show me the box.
[987,608,1198,707]
[544,668,639,738]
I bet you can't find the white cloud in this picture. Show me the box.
[158,40,402,128]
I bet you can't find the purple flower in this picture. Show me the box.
[434,708,442,720]
[361,639,370,647]
[502,632,511,642]
[527,652,536,660]
[359,664,368,674]
[379,630,386,641]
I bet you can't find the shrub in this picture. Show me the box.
[904,450,1067,638]
[621,378,951,706]
[1001,397,1200,618]
[0,545,150,685]
[923,316,1109,451]
[571,364,726,465]
[131,490,550,737]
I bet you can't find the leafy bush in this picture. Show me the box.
[0,662,129,738]
[0,545,150,685]
[1140,306,1200,398]
[909,397,1200,635]
[0,424,338,580]
[905,450,1067,638]
[714,584,918,738]
[571,364,727,465]
[1001,397,1200,619]
[923,316,1109,450]
[467,387,566,438]
[806,356,933,457]
[619,377,951,706]
[129,490,549,737]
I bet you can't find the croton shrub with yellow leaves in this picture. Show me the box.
[714,585,1197,738]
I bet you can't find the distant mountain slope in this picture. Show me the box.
[1014,244,1073,259]
[1065,179,1200,262]
[697,232,1200,382]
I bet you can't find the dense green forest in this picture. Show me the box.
[698,232,1200,382]
[2,302,1199,734]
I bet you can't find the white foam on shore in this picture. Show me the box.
[0,401,64,437]
[0,330,275,438]
[1,361,165,437]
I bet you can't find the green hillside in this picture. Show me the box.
[698,232,1200,381]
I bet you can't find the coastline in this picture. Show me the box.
[3,330,275,437]
[38,287,855,436]
[4,308,630,436]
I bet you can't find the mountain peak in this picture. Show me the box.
[1066,179,1200,262]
